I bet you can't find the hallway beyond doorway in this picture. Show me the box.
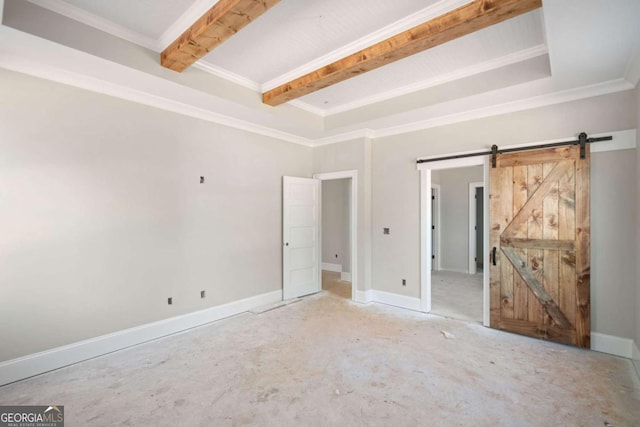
[431,271,482,323]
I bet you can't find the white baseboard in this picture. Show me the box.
[371,290,422,312]
[0,289,282,387]
[321,262,342,273]
[590,332,634,358]
[437,268,471,274]
[356,290,372,304]
[341,272,352,282]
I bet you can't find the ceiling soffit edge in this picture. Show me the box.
[295,44,549,117]
[26,0,160,50]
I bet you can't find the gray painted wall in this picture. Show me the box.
[591,150,637,338]
[314,138,372,292]
[0,69,312,362]
[431,166,483,273]
[371,89,637,340]
[322,179,351,273]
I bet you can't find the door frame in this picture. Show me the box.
[419,156,490,326]
[313,170,358,302]
[468,182,484,275]
[431,184,441,271]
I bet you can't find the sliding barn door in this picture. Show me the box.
[489,145,590,348]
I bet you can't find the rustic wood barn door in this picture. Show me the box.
[489,145,590,348]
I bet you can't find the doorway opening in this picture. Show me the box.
[419,156,489,326]
[314,171,358,301]
[469,182,484,275]
[429,167,484,323]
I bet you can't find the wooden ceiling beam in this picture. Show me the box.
[262,0,542,106]
[161,0,281,72]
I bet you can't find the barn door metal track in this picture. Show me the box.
[416,132,612,168]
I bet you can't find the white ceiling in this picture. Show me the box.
[201,0,444,84]
[5,0,640,145]
[296,11,545,111]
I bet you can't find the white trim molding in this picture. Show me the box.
[371,290,422,312]
[373,79,635,141]
[356,290,373,304]
[193,62,261,91]
[0,290,282,387]
[591,333,635,359]
[316,44,549,117]
[419,155,490,325]
[0,18,634,148]
[0,26,313,147]
[321,262,342,273]
[314,170,359,304]
[26,0,160,51]
[468,181,484,275]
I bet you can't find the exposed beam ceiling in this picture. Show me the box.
[262,0,542,106]
[161,0,281,72]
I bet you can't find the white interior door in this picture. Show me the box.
[283,176,321,300]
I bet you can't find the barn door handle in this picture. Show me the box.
[492,247,497,265]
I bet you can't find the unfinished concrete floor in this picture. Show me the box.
[431,271,483,323]
[1,274,639,426]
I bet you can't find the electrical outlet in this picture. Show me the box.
[402,279,406,286]
[168,297,173,305]
[200,176,205,184]
[200,290,206,299]
[384,228,390,235]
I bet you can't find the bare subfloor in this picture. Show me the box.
[431,271,483,323]
[1,275,639,426]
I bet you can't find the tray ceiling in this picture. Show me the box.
[6,0,639,145]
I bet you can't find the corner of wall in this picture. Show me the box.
[635,84,640,378]
[363,137,373,292]
[633,341,640,379]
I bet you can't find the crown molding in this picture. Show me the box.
[1,19,633,150]
[372,78,634,140]
[318,44,549,116]
[312,129,375,147]
[26,0,160,51]
[261,0,472,92]
[223,44,548,118]
[311,78,634,146]
[0,25,313,147]
[193,61,261,91]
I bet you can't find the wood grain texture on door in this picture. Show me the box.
[489,145,590,348]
